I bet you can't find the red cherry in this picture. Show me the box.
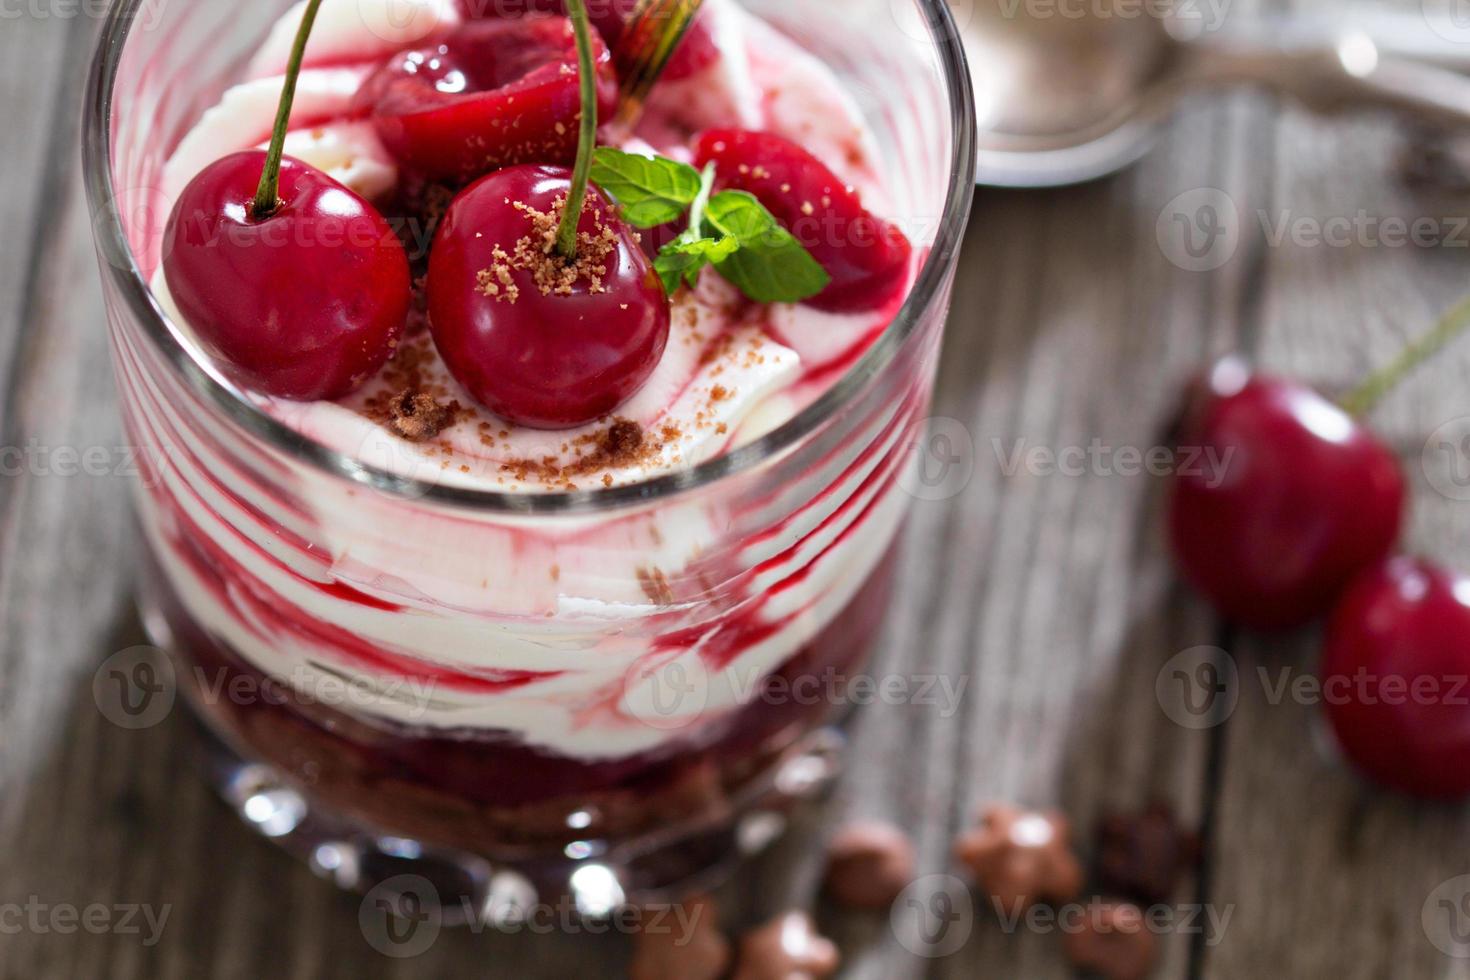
[693,129,912,313]
[358,16,618,185]
[1322,557,1470,799]
[426,164,669,428]
[162,151,410,400]
[1167,358,1405,631]
[656,13,719,80]
[457,0,717,79]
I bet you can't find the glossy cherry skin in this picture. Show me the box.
[1323,557,1470,799]
[693,128,912,313]
[162,151,410,400]
[457,0,718,79]
[1166,358,1405,631]
[358,16,618,185]
[426,165,670,428]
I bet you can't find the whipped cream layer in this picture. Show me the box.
[138,0,924,761]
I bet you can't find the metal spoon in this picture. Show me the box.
[957,4,1470,186]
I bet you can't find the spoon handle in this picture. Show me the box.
[1186,21,1470,131]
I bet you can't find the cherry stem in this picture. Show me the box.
[555,0,599,262]
[252,0,326,218]
[1340,293,1470,417]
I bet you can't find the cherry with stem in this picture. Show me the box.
[425,0,670,429]
[162,0,411,401]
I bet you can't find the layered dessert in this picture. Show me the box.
[125,0,932,864]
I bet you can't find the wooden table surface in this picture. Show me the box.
[8,2,1470,977]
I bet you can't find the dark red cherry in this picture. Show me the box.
[1167,358,1405,631]
[162,151,410,400]
[358,16,618,185]
[694,128,912,313]
[457,0,717,79]
[426,164,669,428]
[1323,557,1470,799]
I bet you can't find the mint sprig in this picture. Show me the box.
[592,147,830,304]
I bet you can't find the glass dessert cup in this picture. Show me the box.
[84,0,976,918]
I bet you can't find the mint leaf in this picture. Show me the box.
[590,148,702,228]
[703,191,830,304]
[654,232,738,294]
[602,154,831,304]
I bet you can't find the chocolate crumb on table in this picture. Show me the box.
[954,803,1084,913]
[1095,801,1201,906]
[1062,901,1159,980]
[733,911,839,980]
[628,894,730,980]
[822,820,915,911]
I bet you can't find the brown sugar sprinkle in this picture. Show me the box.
[476,252,520,304]
[474,196,618,303]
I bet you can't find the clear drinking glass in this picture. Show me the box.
[84,0,975,916]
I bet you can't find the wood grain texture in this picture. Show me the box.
[5,2,1470,978]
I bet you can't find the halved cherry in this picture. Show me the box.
[694,128,912,313]
[358,15,618,185]
[457,0,718,79]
